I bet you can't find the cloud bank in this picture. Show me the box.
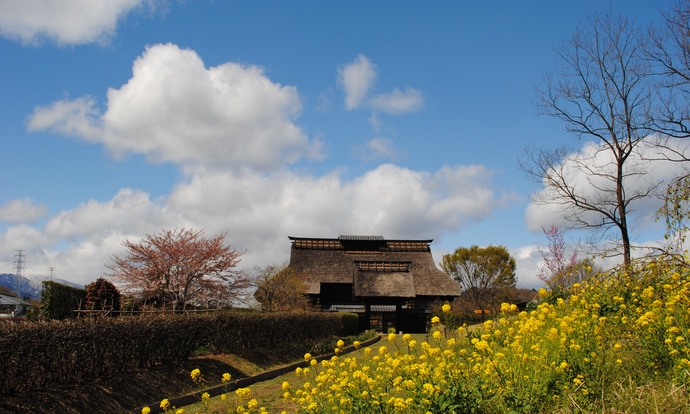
[0,165,513,285]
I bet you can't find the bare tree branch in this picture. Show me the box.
[523,13,660,265]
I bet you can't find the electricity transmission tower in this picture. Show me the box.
[13,249,25,297]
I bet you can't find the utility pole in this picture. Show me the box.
[13,249,25,298]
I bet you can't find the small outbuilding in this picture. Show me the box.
[0,293,34,319]
[287,235,461,333]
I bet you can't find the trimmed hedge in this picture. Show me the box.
[0,311,344,395]
[340,312,359,336]
[40,281,86,320]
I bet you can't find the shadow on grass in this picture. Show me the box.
[0,350,299,414]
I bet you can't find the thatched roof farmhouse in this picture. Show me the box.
[287,235,461,333]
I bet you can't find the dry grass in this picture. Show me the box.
[551,379,689,414]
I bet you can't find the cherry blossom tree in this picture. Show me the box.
[538,225,599,289]
[107,228,247,310]
[537,226,577,284]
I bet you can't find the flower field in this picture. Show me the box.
[159,256,690,413]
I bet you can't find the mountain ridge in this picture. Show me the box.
[0,273,84,300]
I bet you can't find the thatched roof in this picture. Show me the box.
[287,235,461,298]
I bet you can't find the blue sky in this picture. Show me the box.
[0,0,680,289]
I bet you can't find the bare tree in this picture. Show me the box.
[647,0,690,144]
[521,13,662,265]
[107,228,248,310]
[645,1,690,258]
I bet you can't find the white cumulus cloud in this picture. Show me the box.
[338,54,377,110]
[27,43,323,171]
[337,55,424,115]
[27,96,103,139]
[510,244,545,290]
[360,137,400,161]
[0,224,48,253]
[165,164,516,270]
[0,198,48,224]
[369,87,424,114]
[43,188,183,241]
[0,0,152,45]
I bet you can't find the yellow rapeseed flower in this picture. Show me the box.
[142,407,151,414]
[236,387,251,399]
[442,303,451,313]
[190,368,201,383]
[222,372,232,383]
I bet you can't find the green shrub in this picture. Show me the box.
[84,278,121,316]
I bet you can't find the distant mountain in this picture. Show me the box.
[0,273,41,300]
[0,273,84,301]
